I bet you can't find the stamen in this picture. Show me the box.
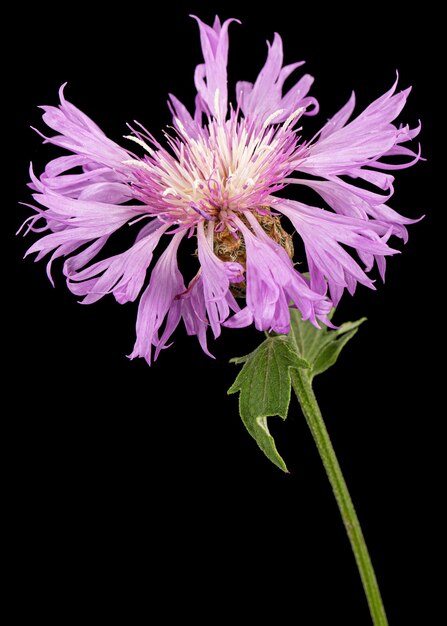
[122,159,152,172]
[174,118,187,136]
[124,135,155,156]
[262,109,285,130]
[283,107,305,130]
[162,187,178,197]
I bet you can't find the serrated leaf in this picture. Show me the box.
[228,336,308,472]
[229,354,250,365]
[288,309,366,380]
[229,308,365,471]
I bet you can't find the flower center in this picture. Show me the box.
[124,113,302,229]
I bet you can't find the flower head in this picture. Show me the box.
[20,15,421,364]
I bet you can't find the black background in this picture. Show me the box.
[6,1,442,623]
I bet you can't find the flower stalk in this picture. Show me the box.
[291,368,388,626]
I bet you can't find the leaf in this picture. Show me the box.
[228,336,308,472]
[288,309,366,380]
[228,308,366,471]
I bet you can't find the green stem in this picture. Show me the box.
[291,369,388,626]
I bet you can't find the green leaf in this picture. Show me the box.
[228,336,308,472]
[228,308,365,471]
[288,309,366,380]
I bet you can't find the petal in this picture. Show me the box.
[197,221,243,338]
[25,194,149,283]
[318,92,356,141]
[130,232,185,365]
[298,79,417,177]
[276,199,399,304]
[44,154,90,178]
[78,182,134,203]
[291,177,421,242]
[236,32,314,127]
[168,93,202,140]
[233,213,332,332]
[191,15,240,121]
[223,306,254,329]
[63,235,110,277]
[38,84,131,169]
[67,223,168,304]
[177,274,215,358]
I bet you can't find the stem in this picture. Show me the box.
[291,369,389,626]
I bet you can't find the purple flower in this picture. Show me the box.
[20,15,421,364]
